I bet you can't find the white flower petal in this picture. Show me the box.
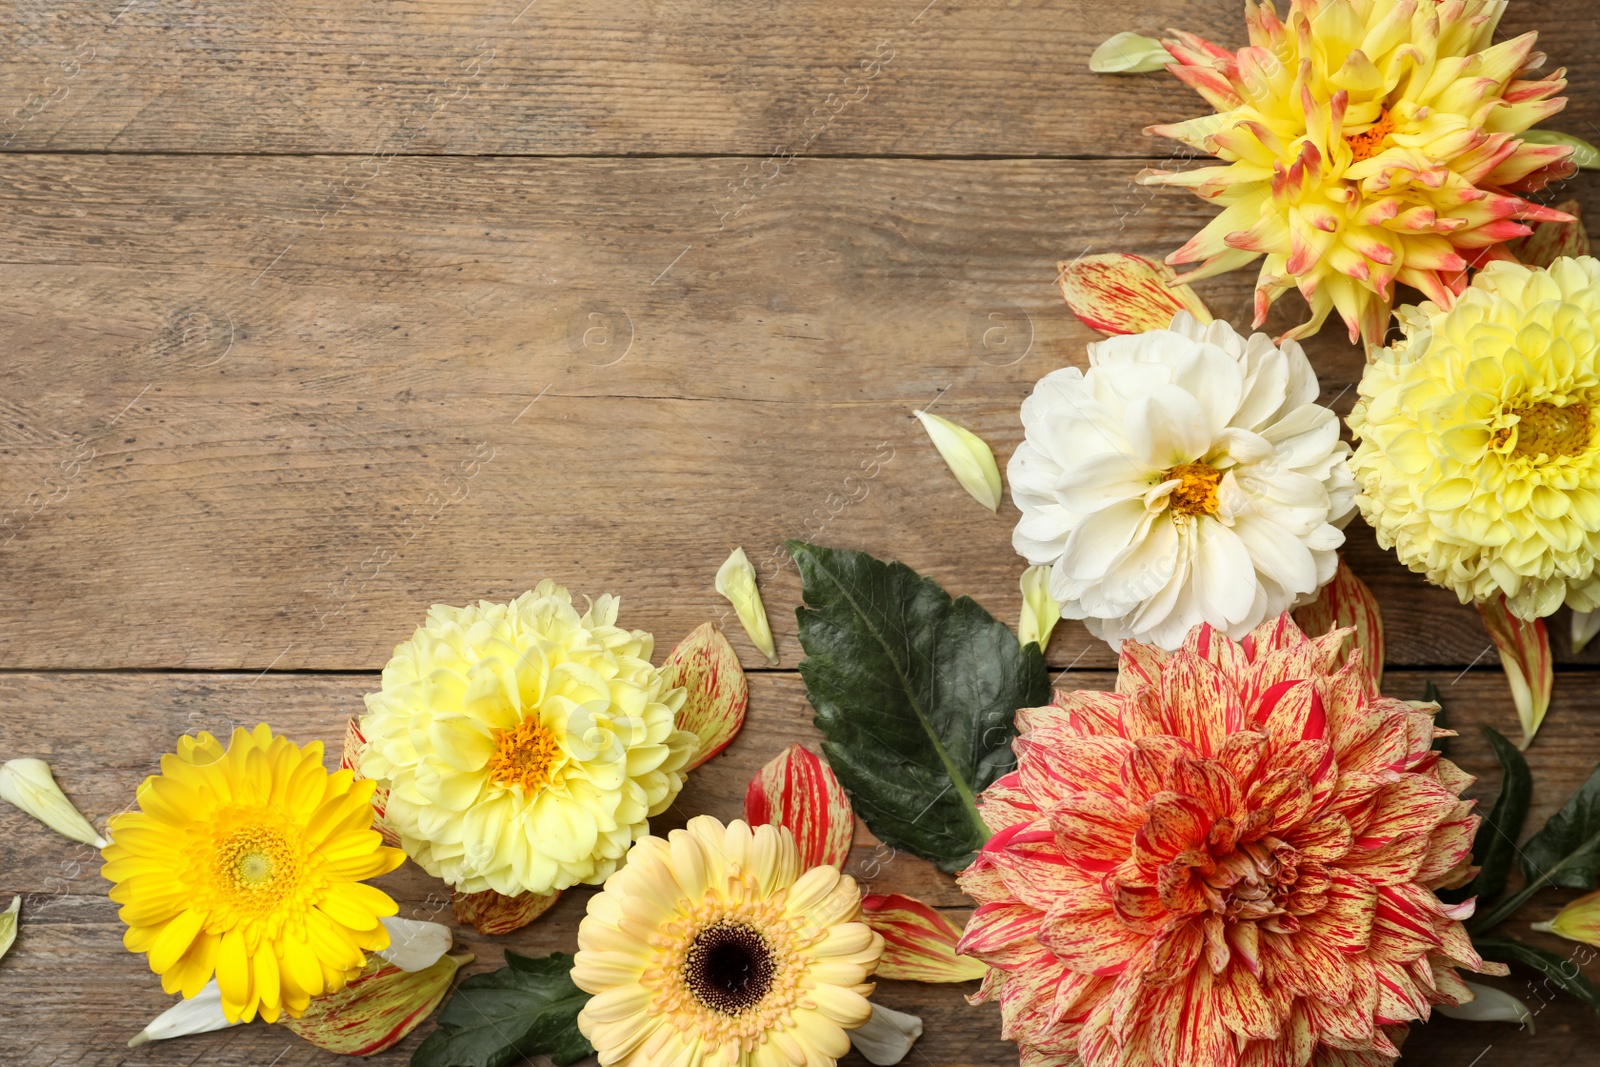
[376,916,453,971]
[0,759,106,848]
[1436,982,1535,1032]
[715,547,779,666]
[1193,522,1257,625]
[848,1003,925,1066]
[127,980,239,1046]
[1126,385,1211,467]
[1018,566,1062,650]
[914,410,1003,511]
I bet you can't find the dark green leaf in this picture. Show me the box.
[1457,725,1532,905]
[789,541,1050,871]
[411,951,592,1067]
[1521,761,1600,890]
[1474,937,1600,1015]
[1424,681,1448,752]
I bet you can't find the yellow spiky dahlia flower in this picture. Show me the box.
[102,725,405,1023]
[573,816,883,1067]
[359,581,697,896]
[1350,256,1600,618]
[1145,0,1573,346]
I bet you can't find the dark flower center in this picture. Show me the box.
[684,922,777,1015]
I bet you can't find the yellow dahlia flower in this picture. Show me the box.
[102,725,405,1023]
[573,816,883,1067]
[1146,0,1573,346]
[1350,256,1600,617]
[359,581,697,896]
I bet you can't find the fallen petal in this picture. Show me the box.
[1436,981,1535,1032]
[1089,32,1169,74]
[0,759,106,848]
[0,896,18,964]
[862,893,988,982]
[1057,253,1213,336]
[1575,608,1600,654]
[377,916,453,972]
[1476,597,1554,749]
[451,887,561,935]
[1533,888,1600,947]
[661,622,749,770]
[849,1003,925,1066]
[913,409,1002,512]
[1292,556,1385,690]
[745,744,854,869]
[284,952,471,1056]
[1019,565,1061,651]
[127,980,238,1047]
[1508,199,1591,268]
[715,547,780,665]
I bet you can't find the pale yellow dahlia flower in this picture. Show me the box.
[102,726,405,1023]
[359,582,697,896]
[1350,256,1600,618]
[1146,0,1573,346]
[573,816,883,1067]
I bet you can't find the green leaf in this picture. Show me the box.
[411,952,592,1067]
[1474,937,1600,1016]
[1521,761,1600,890]
[1463,725,1533,905]
[1425,680,1448,752]
[789,541,1050,871]
[1472,759,1600,934]
[1521,128,1600,169]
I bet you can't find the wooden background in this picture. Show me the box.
[3,1,1600,1063]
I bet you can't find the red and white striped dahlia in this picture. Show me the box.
[957,615,1503,1067]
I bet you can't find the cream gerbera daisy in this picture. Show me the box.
[1145,0,1573,346]
[573,816,883,1067]
[359,581,697,896]
[1350,256,1600,617]
[102,725,405,1023]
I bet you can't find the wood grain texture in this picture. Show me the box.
[4,1,1593,158]
[0,153,1595,673]
[0,669,1596,1065]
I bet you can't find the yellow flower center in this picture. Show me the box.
[1345,108,1396,163]
[486,717,562,793]
[1495,402,1593,459]
[1164,463,1223,517]
[211,826,302,910]
[644,882,807,1050]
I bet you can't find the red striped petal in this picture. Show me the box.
[744,743,854,869]
[283,952,469,1056]
[661,622,749,770]
[862,893,988,982]
[451,887,560,935]
[1293,557,1385,692]
[1475,596,1554,748]
[1057,253,1213,335]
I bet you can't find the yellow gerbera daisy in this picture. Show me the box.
[573,816,883,1067]
[102,725,406,1023]
[1349,256,1600,617]
[359,581,697,896]
[1145,0,1573,346]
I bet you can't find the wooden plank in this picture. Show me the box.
[1,154,1596,672]
[0,668,1596,1064]
[3,1,1596,157]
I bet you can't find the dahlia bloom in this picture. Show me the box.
[102,725,406,1023]
[1145,0,1573,346]
[1010,313,1355,650]
[957,615,1503,1067]
[359,582,697,896]
[573,815,884,1067]
[1349,256,1600,617]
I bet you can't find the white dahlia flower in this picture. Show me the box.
[359,581,697,896]
[1009,313,1357,649]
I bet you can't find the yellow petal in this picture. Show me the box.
[913,410,1002,512]
[0,759,106,847]
[0,896,18,964]
[715,547,779,665]
[1089,32,1169,74]
[1018,565,1061,650]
